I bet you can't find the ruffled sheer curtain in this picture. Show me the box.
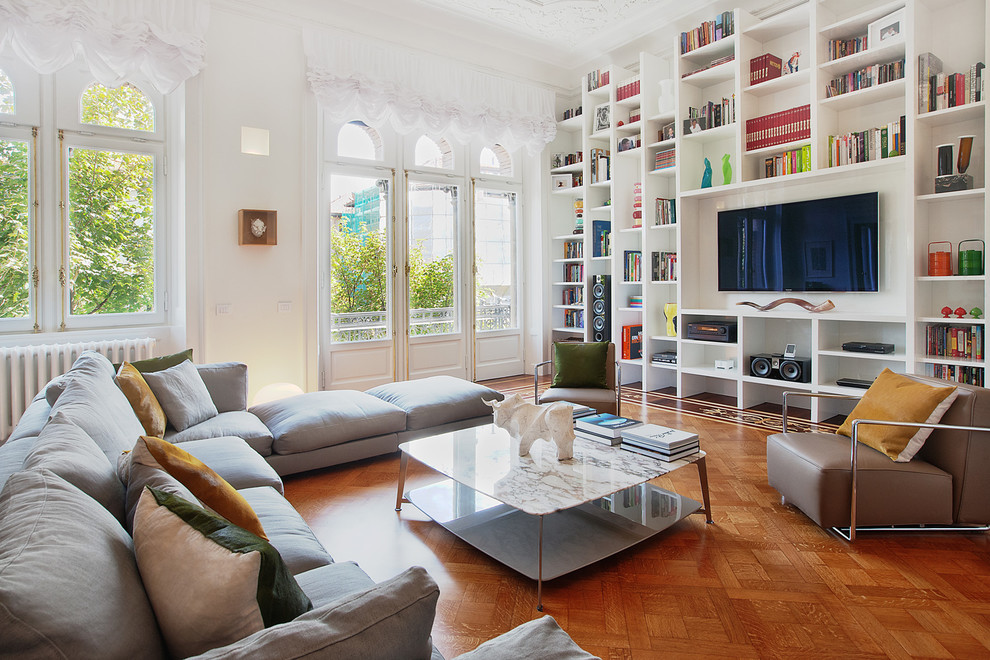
[304,30,556,155]
[0,0,209,94]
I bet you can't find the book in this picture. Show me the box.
[622,436,699,457]
[621,442,700,462]
[576,413,643,438]
[621,324,643,359]
[574,429,622,446]
[554,401,596,418]
[621,424,699,448]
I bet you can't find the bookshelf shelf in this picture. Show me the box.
[745,138,812,158]
[681,61,736,86]
[744,69,811,98]
[818,40,907,76]
[557,115,584,132]
[916,188,985,202]
[681,34,736,61]
[681,122,736,144]
[550,162,584,174]
[818,1,906,39]
[819,78,906,111]
[916,100,986,125]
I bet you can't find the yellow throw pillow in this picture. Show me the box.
[117,362,167,437]
[837,369,958,462]
[131,436,268,540]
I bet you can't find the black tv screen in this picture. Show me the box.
[717,192,879,292]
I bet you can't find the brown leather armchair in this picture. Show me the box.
[767,374,990,541]
[534,342,621,416]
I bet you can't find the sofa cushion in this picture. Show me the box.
[366,376,504,431]
[193,566,438,660]
[166,410,275,456]
[175,436,284,494]
[22,411,125,522]
[197,361,249,413]
[552,341,609,389]
[144,359,220,432]
[837,368,958,462]
[134,487,312,659]
[251,390,407,455]
[119,448,201,531]
[454,615,596,659]
[128,347,194,373]
[131,435,268,539]
[767,431,954,528]
[294,561,376,607]
[49,351,147,460]
[117,361,168,437]
[0,435,35,492]
[240,486,334,574]
[5,393,50,443]
[0,469,165,659]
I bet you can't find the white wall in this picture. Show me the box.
[185,8,312,399]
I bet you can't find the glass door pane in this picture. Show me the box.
[0,138,31,319]
[407,182,458,336]
[329,174,390,342]
[474,189,517,331]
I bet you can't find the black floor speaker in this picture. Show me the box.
[749,354,812,383]
[590,274,611,342]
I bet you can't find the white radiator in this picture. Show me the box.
[0,338,156,441]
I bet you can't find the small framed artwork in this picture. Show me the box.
[593,103,611,132]
[551,153,564,169]
[551,174,573,190]
[683,116,707,134]
[238,209,277,245]
[868,9,905,49]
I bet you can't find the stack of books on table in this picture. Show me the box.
[555,401,596,420]
[620,424,699,461]
[574,413,643,446]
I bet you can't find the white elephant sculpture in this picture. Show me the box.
[484,394,575,460]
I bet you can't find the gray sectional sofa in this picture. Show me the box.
[0,351,595,659]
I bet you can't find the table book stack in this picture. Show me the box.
[574,413,643,446]
[620,424,699,461]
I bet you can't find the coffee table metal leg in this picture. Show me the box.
[696,456,713,524]
[537,514,544,612]
[395,452,408,512]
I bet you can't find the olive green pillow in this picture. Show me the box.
[115,349,194,374]
[551,342,609,389]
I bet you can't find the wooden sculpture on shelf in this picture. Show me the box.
[484,394,575,461]
[736,298,835,313]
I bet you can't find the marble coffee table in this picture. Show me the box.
[395,424,712,610]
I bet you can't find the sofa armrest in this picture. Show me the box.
[191,566,438,660]
[196,362,248,413]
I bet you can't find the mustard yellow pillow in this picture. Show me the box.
[130,436,268,539]
[837,369,958,462]
[117,362,167,437]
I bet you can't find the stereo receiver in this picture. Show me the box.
[685,321,737,343]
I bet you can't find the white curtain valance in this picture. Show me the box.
[304,30,556,155]
[0,0,209,94]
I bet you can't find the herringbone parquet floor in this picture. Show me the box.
[282,377,990,659]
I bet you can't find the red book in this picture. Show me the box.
[622,325,632,360]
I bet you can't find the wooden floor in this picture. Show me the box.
[283,376,990,659]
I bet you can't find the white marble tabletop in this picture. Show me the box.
[400,424,704,516]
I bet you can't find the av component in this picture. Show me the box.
[685,321,737,343]
[841,341,895,354]
[783,343,796,358]
[836,377,875,389]
[749,354,812,383]
[714,359,735,370]
[590,274,611,342]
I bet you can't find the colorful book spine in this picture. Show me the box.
[654,198,676,226]
[745,105,810,151]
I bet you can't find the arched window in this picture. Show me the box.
[337,121,383,160]
[80,82,154,131]
[0,68,14,114]
[414,135,454,169]
[480,145,512,176]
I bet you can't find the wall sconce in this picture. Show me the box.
[238,209,277,245]
[241,126,270,156]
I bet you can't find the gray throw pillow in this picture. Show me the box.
[22,411,126,523]
[454,616,596,659]
[143,360,219,432]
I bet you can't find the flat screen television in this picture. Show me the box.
[717,192,879,292]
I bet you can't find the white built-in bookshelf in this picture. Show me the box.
[545,0,988,421]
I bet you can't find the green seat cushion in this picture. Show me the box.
[552,342,608,389]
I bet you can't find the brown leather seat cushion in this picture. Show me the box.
[767,432,953,528]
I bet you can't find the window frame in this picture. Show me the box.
[472,178,522,335]
[0,125,38,333]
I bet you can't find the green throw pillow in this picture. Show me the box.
[552,342,608,389]
[117,349,194,374]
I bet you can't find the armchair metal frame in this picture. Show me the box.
[781,391,990,542]
[534,352,621,416]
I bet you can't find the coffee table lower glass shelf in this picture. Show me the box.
[395,424,712,610]
[404,479,702,583]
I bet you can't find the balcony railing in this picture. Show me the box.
[330,303,513,342]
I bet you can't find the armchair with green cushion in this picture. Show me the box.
[534,342,620,416]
